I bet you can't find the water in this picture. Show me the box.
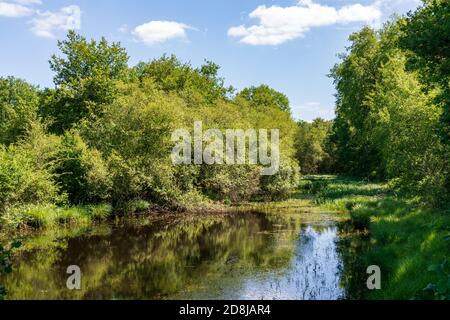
[1,211,368,300]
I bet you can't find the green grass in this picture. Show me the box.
[303,175,450,300]
[1,203,112,229]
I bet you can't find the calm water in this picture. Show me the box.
[1,211,368,300]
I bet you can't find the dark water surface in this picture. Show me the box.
[1,211,368,300]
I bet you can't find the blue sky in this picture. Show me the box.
[0,0,421,121]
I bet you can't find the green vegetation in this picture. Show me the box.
[295,119,334,174]
[327,2,449,206]
[0,31,299,230]
[0,1,449,301]
[302,176,450,300]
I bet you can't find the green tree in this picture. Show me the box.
[0,77,39,145]
[41,31,130,133]
[367,50,446,202]
[237,85,291,113]
[295,119,334,174]
[134,55,233,107]
[400,0,450,192]
[329,27,383,178]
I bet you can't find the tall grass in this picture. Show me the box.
[1,204,112,229]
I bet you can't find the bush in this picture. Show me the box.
[122,200,151,215]
[260,159,300,201]
[0,77,39,145]
[0,146,61,215]
[54,131,111,204]
[200,165,261,203]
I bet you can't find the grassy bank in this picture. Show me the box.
[1,175,448,300]
[0,204,114,230]
[301,175,450,300]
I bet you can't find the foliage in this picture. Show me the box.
[0,144,62,215]
[400,0,450,152]
[0,77,39,145]
[237,84,291,113]
[329,27,382,178]
[0,31,300,222]
[134,55,234,107]
[41,31,130,133]
[422,260,450,300]
[295,119,335,174]
[260,158,300,201]
[53,131,111,204]
[330,17,449,205]
[307,176,450,300]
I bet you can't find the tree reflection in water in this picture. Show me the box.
[1,211,368,300]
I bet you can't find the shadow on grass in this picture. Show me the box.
[351,197,449,299]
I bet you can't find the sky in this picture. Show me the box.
[0,0,422,121]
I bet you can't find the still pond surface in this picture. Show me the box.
[1,210,368,300]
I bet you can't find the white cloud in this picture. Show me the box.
[133,20,193,45]
[228,0,382,46]
[0,2,33,17]
[30,5,81,38]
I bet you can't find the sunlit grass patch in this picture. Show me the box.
[2,203,113,229]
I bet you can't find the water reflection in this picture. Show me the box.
[179,226,345,300]
[1,212,367,300]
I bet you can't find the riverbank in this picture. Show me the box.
[1,176,449,300]
[0,197,364,300]
[299,176,450,300]
[0,199,229,232]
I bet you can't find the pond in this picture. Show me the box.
[0,210,369,300]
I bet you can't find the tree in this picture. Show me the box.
[0,77,39,145]
[41,31,130,133]
[237,85,291,113]
[134,55,234,107]
[295,119,334,174]
[367,50,447,202]
[400,0,450,192]
[329,16,448,204]
[329,27,383,178]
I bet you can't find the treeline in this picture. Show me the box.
[295,119,335,175]
[299,1,449,206]
[0,32,300,227]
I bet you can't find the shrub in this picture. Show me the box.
[54,131,111,204]
[0,77,39,145]
[0,146,61,215]
[260,159,300,201]
[200,165,261,203]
